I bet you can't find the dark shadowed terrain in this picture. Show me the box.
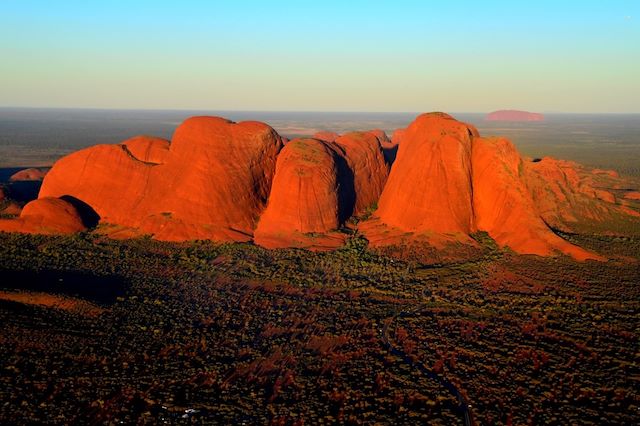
[0,232,638,424]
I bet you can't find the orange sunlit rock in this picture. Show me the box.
[254,138,345,250]
[0,197,86,235]
[471,137,601,260]
[624,191,640,201]
[40,116,283,241]
[313,131,340,143]
[372,113,477,244]
[391,128,407,145]
[8,112,638,260]
[122,135,170,164]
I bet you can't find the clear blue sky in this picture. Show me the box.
[1,1,638,112]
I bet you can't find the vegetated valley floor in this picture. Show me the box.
[0,232,638,425]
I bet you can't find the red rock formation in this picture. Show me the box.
[140,117,283,241]
[368,129,398,166]
[471,137,600,260]
[391,128,407,145]
[313,131,340,143]
[4,112,637,261]
[10,168,48,181]
[39,144,157,226]
[333,132,389,216]
[0,187,5,202]
[122,135,170,164]
[0,197,86,235]
[486,110,544,122]
[372,113,478,245]
[254,138,345,250]
[361,112,636,260]
[524,157,640,234]
[367,129,391,144]
[625,191,640,201]
[40,117,283,241]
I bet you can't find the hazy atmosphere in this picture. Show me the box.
[1,0,638,112]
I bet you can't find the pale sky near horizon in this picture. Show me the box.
[0,1,638,113]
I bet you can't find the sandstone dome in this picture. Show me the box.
[253,138,346,250]
[0,197,86,235]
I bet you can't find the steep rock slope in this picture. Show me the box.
[253,138,346,250]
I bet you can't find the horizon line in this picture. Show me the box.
[1,106,640,115]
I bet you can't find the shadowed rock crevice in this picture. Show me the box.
[59,195,100,228]
[334,154,356,224]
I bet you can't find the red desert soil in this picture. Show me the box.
[1,112,638,260]
[9,167,49,181]
[0,290,104,317]
[486,110,544,122]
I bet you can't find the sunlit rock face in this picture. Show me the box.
[2,112,637,261]
[0,197,87,235]
[253,138,346,250]
[39,117,283,242]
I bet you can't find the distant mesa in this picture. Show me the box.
[1,112,638,261]
[10,167,49,181]
[486,110,544,122]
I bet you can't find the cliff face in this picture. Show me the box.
[2,113,638,261]
[486,110,544,122]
